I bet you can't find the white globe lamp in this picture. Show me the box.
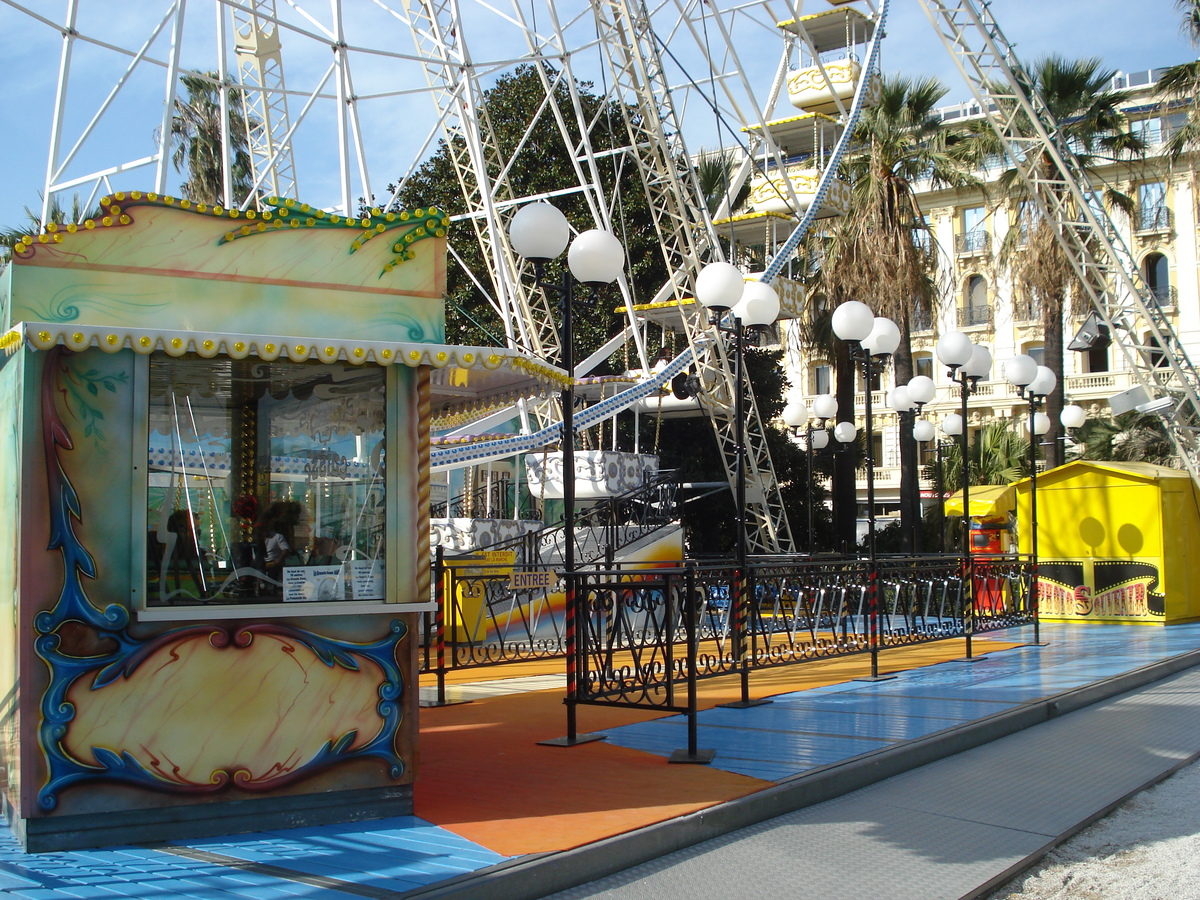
[510,202,570,261]
[567,230,625,285]
[733,280,780,328]
[812,394,838,420]
[1061,405,1087,430]
[782,401,809,429]
[936,332,974,368]
[907,375,936,406]
[831,301,875,342]
[695,262,745,314]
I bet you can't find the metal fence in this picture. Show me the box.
[422,552,1035,744]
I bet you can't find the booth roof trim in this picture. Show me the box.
[1013,459,1195,489]
[4,321,571,385]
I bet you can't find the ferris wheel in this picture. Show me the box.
[13,0,1200,544]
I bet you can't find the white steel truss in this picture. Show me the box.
[919,0,1200,482]
[230,0,299,205]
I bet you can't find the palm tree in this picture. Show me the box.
[1,194,95,259]
[818,74,977,550]
[695,148,751,216]
[170,70,255,207]
[1156,0,1200,161]
[957,56,1143,469]
[1072,413,1181,468]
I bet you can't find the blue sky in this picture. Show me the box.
[0,0,1193,232]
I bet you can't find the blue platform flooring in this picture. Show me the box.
[0,622,1197,897]
[601,623,1200,782]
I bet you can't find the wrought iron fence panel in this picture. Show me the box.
[971,555,1034,631]
[428,562,567,671]
[574,569,690,710]
[423,553,1035,709]
[875,556,967,645]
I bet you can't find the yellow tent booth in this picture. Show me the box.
[944,484,1016,553]
[1013,461,1200,624]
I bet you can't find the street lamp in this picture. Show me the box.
[903,376,937,551]
[833,301,899,678]
[937,331,990,659]
[696,262,779,709]
[784,395,836,553]
[937,414,964,553]
[1005,356,1056,646]
[511,202,624,746]
[1060,403,1087,454]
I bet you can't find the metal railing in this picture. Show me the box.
[954,230,990,254]
[431,474,521,519]
[1149,284,1178,308]
[421,552,1035,713]
[958,304,993,328]
[1135,205,1173,233]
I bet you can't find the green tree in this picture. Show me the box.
[958,57,1143,468]
[931,420,1030,491]
[696,148,751,216]
[1156,0,1200,160]
[0,194,96,259]
[1070,413,1181,467]
[170,70,255,207]
[390,64,668,362]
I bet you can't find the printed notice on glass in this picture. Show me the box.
[349,559,385,600]
[283,565,345,602]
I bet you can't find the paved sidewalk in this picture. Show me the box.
[0,623,1197,899]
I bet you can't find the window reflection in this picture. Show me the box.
[146,355,386,606]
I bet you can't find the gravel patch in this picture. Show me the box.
[987,756,1200,899]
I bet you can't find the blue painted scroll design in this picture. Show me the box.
[34,347,406,810]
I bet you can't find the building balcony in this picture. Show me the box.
[954,230,990,255]
[1135,205,1173,234]
[1148,284,1178,310]
[957,304,993,328]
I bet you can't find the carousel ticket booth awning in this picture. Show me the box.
[0,193,562,851]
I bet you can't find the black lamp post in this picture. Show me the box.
[890,375,937,553]
[935,331,991,660]
[694,262,780,709]
[911,413,937,550]
[833,301,900,679]
[1004,355,1056,647]
[511,202,624,746]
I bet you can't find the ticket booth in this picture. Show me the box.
[944,485,1016,553]
[1013,461,1200,624]
[0,194,552,850]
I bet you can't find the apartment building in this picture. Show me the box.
[781,68,1196,522]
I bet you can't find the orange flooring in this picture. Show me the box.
[415,637,1021,856]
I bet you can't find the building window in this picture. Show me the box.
[915,354,934,380]
[145,355,387,608]
[1088,344,1110,373]
[1143,252,1173,305]
[1023,343,1045,366]
[1133,115,1163,146]
[956,206,988,254]
[1136,182,1170,231]
[812,364,831,395]
[959,275,991,327]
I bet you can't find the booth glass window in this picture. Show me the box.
[145,355,387,607]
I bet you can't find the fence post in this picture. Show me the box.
[670,565,714,764]
[433,544,447,706]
